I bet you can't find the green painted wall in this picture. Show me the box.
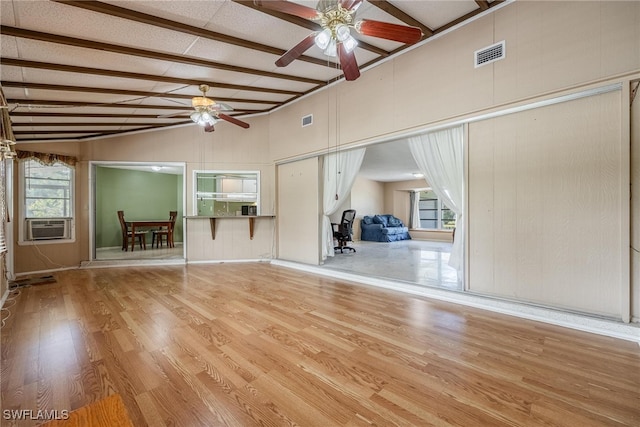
[96,167,183,248]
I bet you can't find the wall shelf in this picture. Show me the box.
[186,215,275,240]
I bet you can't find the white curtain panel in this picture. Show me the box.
[410,191,420,229]
[322,148,366,259]
[408,125,464,270]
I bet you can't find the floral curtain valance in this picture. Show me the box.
[17,150,78,167]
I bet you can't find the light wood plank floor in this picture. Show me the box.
[2,263,639,426]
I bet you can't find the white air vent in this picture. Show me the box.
[302,114,313,127]
[26,218,70,240]
[475,40,505,68]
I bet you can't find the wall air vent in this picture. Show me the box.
[475,40,505,68]
[302,114,313,127]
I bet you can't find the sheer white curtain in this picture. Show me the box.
[408,125,464,271]
[410,191,420,229]
[322,148,366,259]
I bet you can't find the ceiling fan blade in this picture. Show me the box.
[338,44,360,81]
[339,0,363,11]
[204,123,215,132]
[254,0,320,20]
[275,33,317,67]
[214,102,233,111]
[219,113,250,129]
[356,20,423,44]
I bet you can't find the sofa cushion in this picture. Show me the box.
[373,214,388,226]
[381,226,408,235]
[388,216,402,227]
[362,216,373,225]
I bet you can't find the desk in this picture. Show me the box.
[126,219,173,251]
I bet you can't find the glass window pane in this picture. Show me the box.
[420,211,437,220]
[23,160,72,218]
[420,219,438,229]
[419,200,437,210]
[195,171,260,216]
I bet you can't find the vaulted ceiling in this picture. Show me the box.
[1,0,503,143]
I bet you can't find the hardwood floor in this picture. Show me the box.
[2,263,639,426]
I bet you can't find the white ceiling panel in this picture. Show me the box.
[106,0,227,28]
[392,1,480,30]
[13,1,200,56]
[13,39,175,77]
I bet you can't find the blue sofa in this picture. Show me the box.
[360,214,411,242]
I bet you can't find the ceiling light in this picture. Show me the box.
[324,39,337,57]
[342,35,358,53]
[190,84,219,127]
[335,24,350,42]
[313,5,357,58]
[315,28,332,50]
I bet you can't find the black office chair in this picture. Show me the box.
[332,209,356,253]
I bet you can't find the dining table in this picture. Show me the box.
[126,219,173,251]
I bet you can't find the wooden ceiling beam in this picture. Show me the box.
[10,112,177,119]
[12,122,189,127]
[14,128,177,135]
[7,99,263,114]
[1,58,303,96]
[1,81,280,105]
[1,26,324,86]
[52,0,337,69]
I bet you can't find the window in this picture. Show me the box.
[19,159,74,242]
[418,190,455,230]
[194,170,259,216]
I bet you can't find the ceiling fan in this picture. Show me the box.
[256,0,423,81]
[189,84,250,132]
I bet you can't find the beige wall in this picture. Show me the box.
[14,118,276,272]
[350,176,384,240]
[10,2,640,319]
[269,2,640,164]
[277,157,320,264]
[468,89,625,318]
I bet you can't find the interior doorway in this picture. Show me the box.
[89,161,186,262]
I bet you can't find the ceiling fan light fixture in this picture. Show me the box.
[201,111,213,123]
[315,28,332,50]
[342,35,358,53]
[335,24,350,42]
[324,39,337,57]
[190,111,202,123]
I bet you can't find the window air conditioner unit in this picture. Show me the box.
[26,219,70,241]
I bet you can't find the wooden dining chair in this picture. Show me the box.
[117,210,147,251]
[152,211,177,249]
